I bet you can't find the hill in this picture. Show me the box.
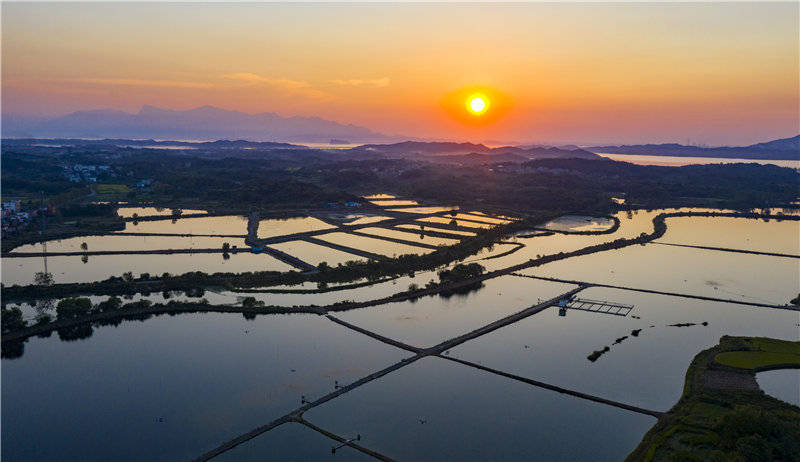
[347,141,600,161]
[590,135,800,160]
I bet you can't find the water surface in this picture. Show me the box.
[1,313,408,461]
[757,369,800,406]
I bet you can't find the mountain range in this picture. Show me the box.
[347,141,599,162]
[2,105,393,143]
[589,135,800,160]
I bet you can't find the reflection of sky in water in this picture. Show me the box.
[451,286,799,411]
[757,369,800,406]
[1,252,293,286]
[116,206,206,218]
[306,357,654,461]
[543,214,615,232]
[313,232,432,257]
[1,314,407,461]
[3,208,799,461]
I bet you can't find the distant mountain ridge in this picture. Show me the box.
[2,105,393,143]
[347,141,599,161]
[590,135,800,160]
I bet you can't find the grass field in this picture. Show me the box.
[715,338,800,370]
[96,184,131,195]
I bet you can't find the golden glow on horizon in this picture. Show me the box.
[468,95,487,115]
[1,2,797,144]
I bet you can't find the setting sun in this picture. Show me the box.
[468,95,488,115]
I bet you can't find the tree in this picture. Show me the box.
[121,272,134,283]
[80,242,88,251]
[56,298,92,319]
[241,297,265,308]
[318,261,330,272]
[1,307,26,332]
[97,296,122,312]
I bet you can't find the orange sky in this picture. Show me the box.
[2,2,798,145]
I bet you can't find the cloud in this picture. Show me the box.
[330,78,391,88]
[66,78,215,89]
[222,73,310,90]
[222,72,334,100]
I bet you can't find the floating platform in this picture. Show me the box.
[558,297,634,317]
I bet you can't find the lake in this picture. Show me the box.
[596,152,799,169]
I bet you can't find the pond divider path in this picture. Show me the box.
[343,229,440,250]
[650,241,799,259]
[295,418,395,461]
[6,248,235,257]
[300,236,390,262]
[247,209,464,247]
[114,232,247,238]
[439,356,664,418]
[512,274,800,311]
[384,225,469,240]
[193,285,665,461]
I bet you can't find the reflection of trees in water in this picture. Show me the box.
[2,341,25,359]
[34,299,56,316]
[33,271,54,286]
[81,254,89,264]
[185,287,205,298]
[437,282,484,299]
[57,324,94,342]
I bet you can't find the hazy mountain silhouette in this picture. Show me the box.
[2,105,393,143]
[348,141,599,161]
[590,135,800,160]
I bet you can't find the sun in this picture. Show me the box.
[467,94,489,115]
[442,86,508,125]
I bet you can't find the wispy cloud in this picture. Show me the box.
[330,78,391,88]
[222,73,310,90]
[67,77,215,89]
[222,72,334,100]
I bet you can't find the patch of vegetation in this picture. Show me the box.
[626,336,800,462]
[96,184,131,195]
[1,306,26,332]
[587,346,610,362]
[714,338,800,370]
